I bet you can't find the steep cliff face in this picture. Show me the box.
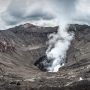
[67,24,90,65]
[0,23,90,90]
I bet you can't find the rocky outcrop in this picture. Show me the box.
[0,23,90,90]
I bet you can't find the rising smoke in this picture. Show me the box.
[0,0,90,72]
[46,24,74,72]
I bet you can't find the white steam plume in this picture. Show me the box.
[46,23,74,72]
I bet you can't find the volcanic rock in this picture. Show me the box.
[0,23,90,90]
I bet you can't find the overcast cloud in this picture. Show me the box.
[0,0,90,29]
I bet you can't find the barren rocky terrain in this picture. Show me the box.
[0,23,90,90]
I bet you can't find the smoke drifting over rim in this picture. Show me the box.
[0,0,90,72]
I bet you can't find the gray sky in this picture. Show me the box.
[0,0,90,29]
[0,0,11,12]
